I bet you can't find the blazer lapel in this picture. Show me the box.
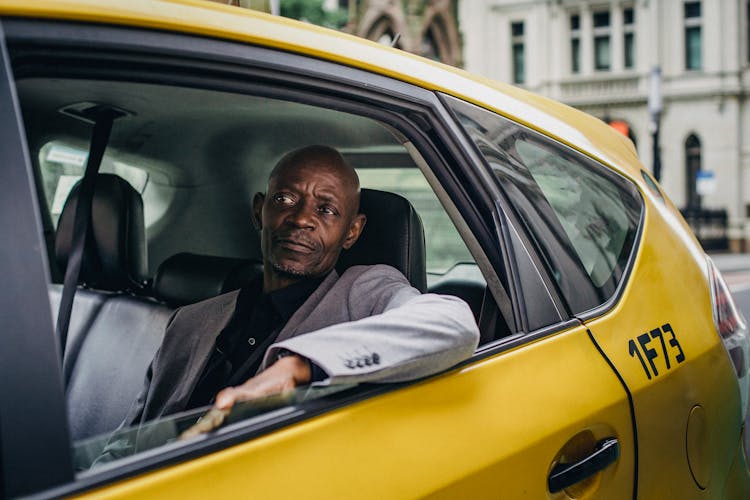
[158,290,241,418]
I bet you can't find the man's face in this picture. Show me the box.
[254,159,365,288]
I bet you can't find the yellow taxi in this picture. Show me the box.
[0,1,748,498]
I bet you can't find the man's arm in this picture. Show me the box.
[214,266,480,408]
[266,291,479,384]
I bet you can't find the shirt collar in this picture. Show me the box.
[267,273,328,322]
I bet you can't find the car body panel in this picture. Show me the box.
[0,2,746,498]
[77,324,633,499]
[585,189,745,495]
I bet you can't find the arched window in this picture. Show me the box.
[366,16,403,50]
[421,24,442,62]
[685,134,702,209]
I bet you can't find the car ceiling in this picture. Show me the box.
[16,78,405,188]
[16,77,412,274]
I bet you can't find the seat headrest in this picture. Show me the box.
[154,253,263,306]
[55,174,147,291]
[336,188,427,292]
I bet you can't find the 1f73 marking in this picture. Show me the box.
[628,323,685,380]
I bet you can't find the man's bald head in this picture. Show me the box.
[269,145,360,205]
[254,145,367,292]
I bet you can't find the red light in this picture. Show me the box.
[609,120,630,137]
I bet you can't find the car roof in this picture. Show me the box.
[0,0,642,179]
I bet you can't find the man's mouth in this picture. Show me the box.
[273,235,317,254]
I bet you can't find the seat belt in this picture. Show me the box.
[56,108,121,356]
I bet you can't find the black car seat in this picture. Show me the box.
[51,174,172,440]
[153,252,263,307]
[336,188,427,292]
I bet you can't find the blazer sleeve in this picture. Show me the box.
[264,266,480,384]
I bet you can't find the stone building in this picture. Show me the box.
[343,0,462,66]
[460,0,750,247]
[205,1,462,66]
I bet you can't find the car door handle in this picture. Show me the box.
[547,437,620,493]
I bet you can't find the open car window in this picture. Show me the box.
[16,64,497,480]
[355,167,480,285]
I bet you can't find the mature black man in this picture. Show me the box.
[123,145,480,426]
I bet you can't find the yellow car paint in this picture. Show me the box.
[1,1,746,497]
[78,324,634,499]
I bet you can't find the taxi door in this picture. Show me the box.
[584,196,744,497]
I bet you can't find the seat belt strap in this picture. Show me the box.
[56,110,118,356]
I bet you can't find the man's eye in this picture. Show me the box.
[319,205,337,216]
[273,194,294,204]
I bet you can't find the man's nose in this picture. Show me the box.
[284,201,316,229]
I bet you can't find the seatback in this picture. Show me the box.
[153,252,263,307]
[55,173,147,291]
[336,188,427,292]
[52,174,166,440]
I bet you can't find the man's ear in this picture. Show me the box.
[342,213,366,250]
[252,193,265,230]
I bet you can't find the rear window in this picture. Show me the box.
[445,95,642,313]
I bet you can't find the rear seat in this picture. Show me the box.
[52,174,261,440]
[54,177,486,439]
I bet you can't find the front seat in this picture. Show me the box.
[336,188,427,292]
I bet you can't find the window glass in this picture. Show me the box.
[685,134,702,209]
[595,36,611,70]
[685,1,701,18]
[571,38,581,73]
[641,170,664,201]
[684,1,702,70]
[593,11,611,71]
[75,385,354,472]
[623,7,635,24]
[570,14,581,74]
[685,26,702,70]
[23,74,480,474]
[356,168,474,277]
[570,14,580,30]
[515,140,631,288]
[445,95,642,313]
[624,33,635,68]
[624,7,635,69]
[39,141,149,227]
[511,21,525,84]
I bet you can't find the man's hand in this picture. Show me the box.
[214,354,311,411]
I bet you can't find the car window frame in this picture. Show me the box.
[0,20,73,498]
[1,17,549,497]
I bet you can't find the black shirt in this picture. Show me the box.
[187,275,326,408]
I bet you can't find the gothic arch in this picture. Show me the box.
[420,2,461,65]
[356,1,409,50]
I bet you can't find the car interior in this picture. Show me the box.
[16,77,503,458]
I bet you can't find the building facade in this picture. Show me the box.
[343,0,462,66]
[460,0,750,246]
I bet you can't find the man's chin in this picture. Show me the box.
[271,262,313,280]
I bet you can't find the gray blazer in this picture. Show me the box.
[125,264,479,425]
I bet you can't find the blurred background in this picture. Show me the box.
[207,0,750,256]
